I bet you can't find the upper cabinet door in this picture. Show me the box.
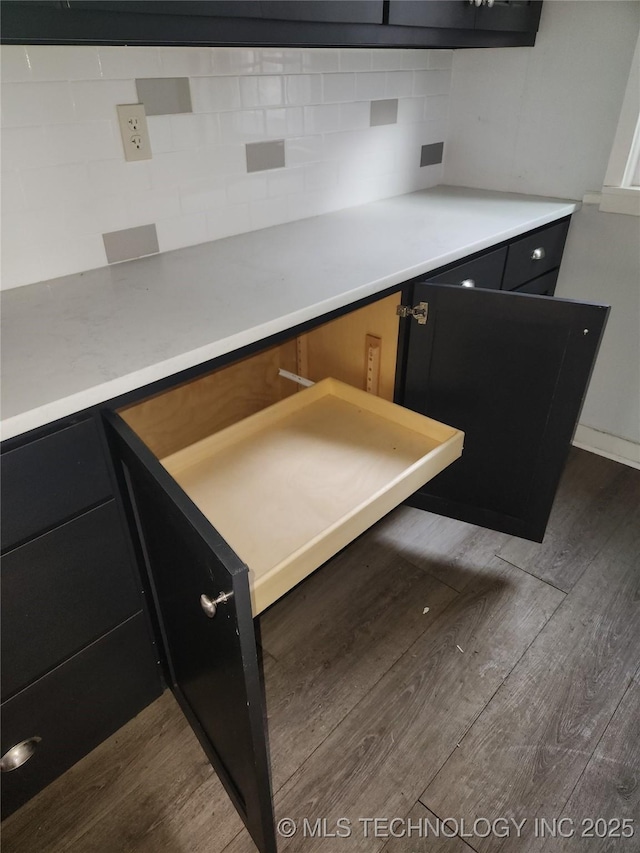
[475,0,543,33]
[105,413,277,853]
[388,0,476,29]
[402,285,608,542]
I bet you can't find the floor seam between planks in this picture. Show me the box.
[493,554,570,594]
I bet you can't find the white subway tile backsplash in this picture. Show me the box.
[413,69,453,96]
[190,76,242,112]
[300,49,340,74]
[386,71,414,99]
[170,113,220,149]
[339,101,371,132]
[44,121,120,165]
[124,187,181,226]
[71,79,138,120]
[21,163,91,207]
[397,97,427,125]
[339,49,372,73]
[240,75,285,108]
[372,50,406,71]
[219,109,266,143]
[303,104,342,135]
[428,50,454,70]
[0,46,32,83]
[284,74,322,106]
[424,94,450,125]
[156,212,208,252]
[1,45,450,289]
[264,107,304,139]
[207,203,251,241]
[98,47,162,80]
[160,47,214,78]
[179,177,227,214]
[88,159,152,197]
[2,82,76,127]
[323,73,356,103]
[402,50,432,71]
[354,72,386,101]
[26,46,102,81]
[249,195,290,230]
[147,115,175,153]
[266,168,305,198]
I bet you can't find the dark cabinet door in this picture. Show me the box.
[475,0,543,33]
[388,0,476,29]
[402,284,608,541]
[105,413,276,853]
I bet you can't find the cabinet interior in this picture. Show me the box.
[119,293,401,457]
[118,295,464,614]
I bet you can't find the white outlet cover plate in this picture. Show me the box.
[117,103,152,162]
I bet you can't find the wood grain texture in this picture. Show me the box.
[257,534,458,789]
[371,504,511,593]
[300,293,399,402]
[380,803,478,853]
[539,675,640,852]
[119,341,298,459]
[1,691,244,853]
[161,379,463,615]
[224,555,563,852]
[421,478,640,853]
[496,448,633,591]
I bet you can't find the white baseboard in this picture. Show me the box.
[572,424,640,470]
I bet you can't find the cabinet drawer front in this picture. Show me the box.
[424,246,507,290]
[503,219,569,290]
[513,269,559,297]
[0,613,160,820]
[1,419,112,552]
[1,501,142,700]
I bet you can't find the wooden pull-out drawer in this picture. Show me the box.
[161,378,463,615]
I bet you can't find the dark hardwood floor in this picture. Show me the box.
[3,449,639,853]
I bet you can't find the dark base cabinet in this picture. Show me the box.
[1,215,608,852]
[0,614,161,819]
[0,417,162,819]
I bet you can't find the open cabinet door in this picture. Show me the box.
[105,413,276,853]
[402,284,609,542]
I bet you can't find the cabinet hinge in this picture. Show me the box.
[396,302,428,324]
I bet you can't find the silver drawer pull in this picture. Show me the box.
[1,737,41,772]
[531,247,546,261]
[200,591,233,618]
[460,279,476,288]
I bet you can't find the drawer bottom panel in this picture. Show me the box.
[1,613,161,820]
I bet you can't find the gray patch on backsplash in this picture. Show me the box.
[246,139,286,173]
[103,224,159,264]
[135,77,192,116]
[420,142,444,167]
[370,99,398,127]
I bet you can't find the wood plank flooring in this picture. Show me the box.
[3,449,639,853]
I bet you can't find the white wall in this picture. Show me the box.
[1,45,452,289]
[444,0,640,464]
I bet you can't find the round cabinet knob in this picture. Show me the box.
[531,247,546,261]
[1,737,41,773]
[200,591,232,618]
[460,279,476,288]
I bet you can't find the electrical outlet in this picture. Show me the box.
[116,103,152,162]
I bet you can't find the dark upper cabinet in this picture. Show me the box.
[104,278,607,853]
[1,0,541,47]
[389,0,543,34]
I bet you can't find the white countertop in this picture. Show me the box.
[1,186,578,441]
